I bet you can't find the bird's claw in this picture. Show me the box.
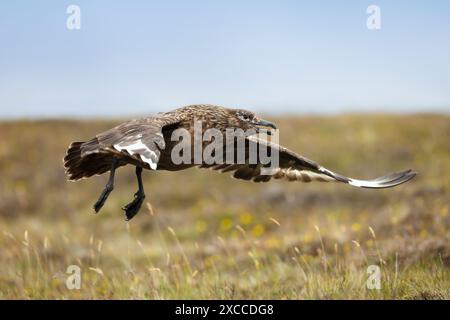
[122,193,145,221]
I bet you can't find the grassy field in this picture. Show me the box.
[0,114,449,299]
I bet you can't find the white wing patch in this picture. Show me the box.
[348,179,382,188]
[113,139,159,170]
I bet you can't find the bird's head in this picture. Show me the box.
[228,108,277,133]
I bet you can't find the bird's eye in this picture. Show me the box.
[237,112,252,122]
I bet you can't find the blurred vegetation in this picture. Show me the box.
[0,114,448,299]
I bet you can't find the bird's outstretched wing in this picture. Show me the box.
[82,115,180,170]
[201,136,417,188]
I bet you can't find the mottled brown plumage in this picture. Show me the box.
[64,104,416,220]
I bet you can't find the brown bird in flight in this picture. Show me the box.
[64,104,416,220]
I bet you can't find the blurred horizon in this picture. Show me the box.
[1,109,449,121]
[1,1,450,119]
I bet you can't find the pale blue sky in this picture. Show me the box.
[0,1,449,118]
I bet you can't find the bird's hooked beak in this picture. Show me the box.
[255,118,277,134]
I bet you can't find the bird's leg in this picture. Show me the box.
[93,158,118,213]
[122,166,146,221]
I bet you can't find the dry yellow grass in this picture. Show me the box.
[0,114,448,299]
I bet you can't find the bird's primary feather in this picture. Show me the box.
[200,135,417,188]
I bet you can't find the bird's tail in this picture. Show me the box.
[63,138,113,181]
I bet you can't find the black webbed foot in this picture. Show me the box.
[93,158,118,213]
[122,191,145,221]
[93,184,113,213]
